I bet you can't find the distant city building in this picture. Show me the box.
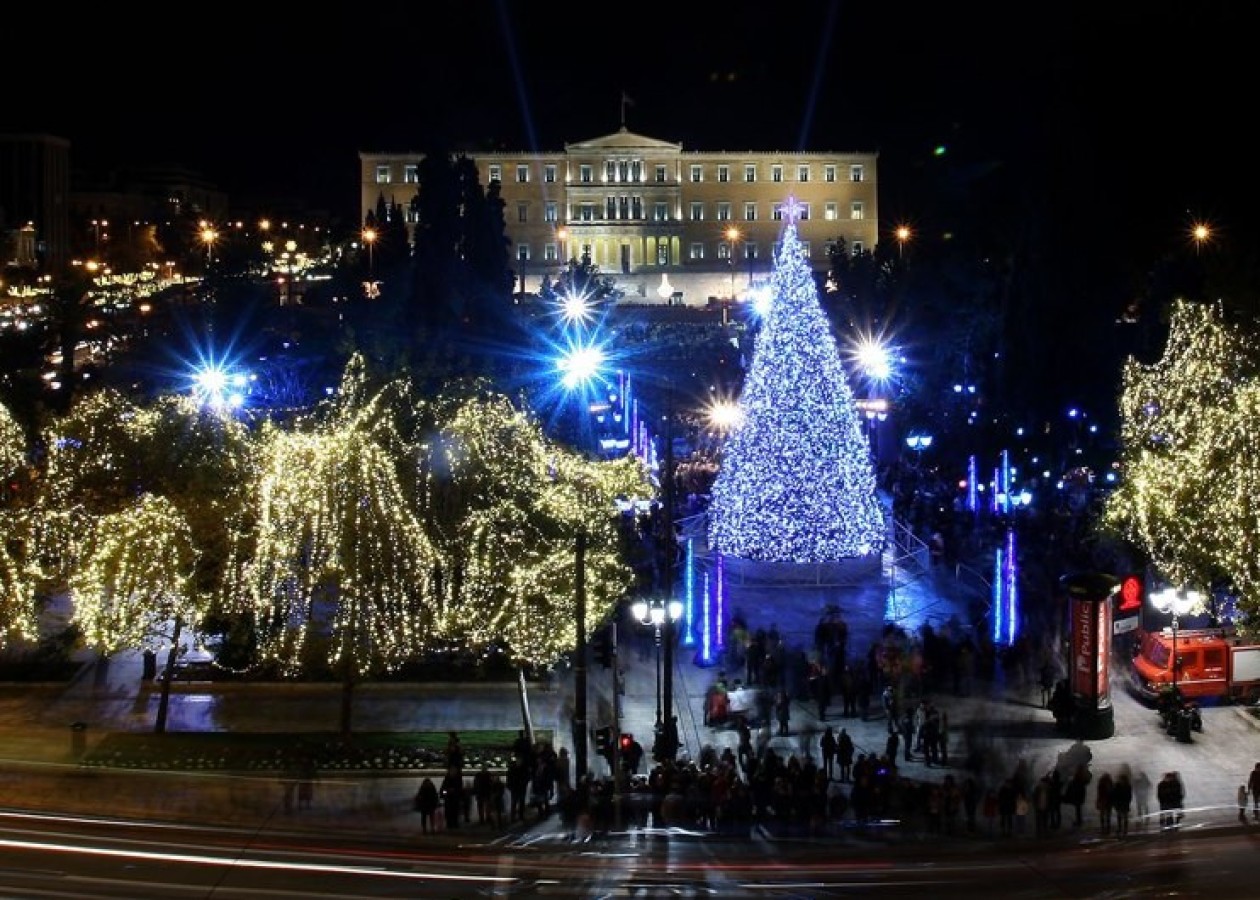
[360,128,878,306]
[0,133,71,270]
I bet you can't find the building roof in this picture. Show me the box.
[564,128,683,152]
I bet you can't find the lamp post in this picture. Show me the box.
[362,227,377,274]
[1150,586,1200,694]
[725,226,741,297]
[631,595,683,751]
[199,225,218,275]
[894,224,911,259]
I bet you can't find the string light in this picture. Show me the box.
[708,217,886,563]
[1107,299,1260,619]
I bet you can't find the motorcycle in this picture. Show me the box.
[1157,687,1203,741]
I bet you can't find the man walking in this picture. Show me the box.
[1248,762,1260,821]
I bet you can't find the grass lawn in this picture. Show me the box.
[81,729,550,774]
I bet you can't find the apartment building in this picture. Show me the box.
[360,128,877,305]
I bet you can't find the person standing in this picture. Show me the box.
[440,766,464,830]
[820,726,838,781]
[1094,770,1114,836]
[1157,771,1185,831]
[1239,783,1250,825]
[507,753,530,823]
[414,776,440,834]
[838,728,855,783]
[1112,771,1133,838]
[1248,762,1260,821]
[776,690,792,737]
[472,764,493,825]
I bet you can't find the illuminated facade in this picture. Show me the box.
[359,128,877,305]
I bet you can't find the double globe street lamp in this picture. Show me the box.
[631,595,684,760]
[1149,586,1201,694]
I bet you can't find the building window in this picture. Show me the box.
[745,243,758,260]
[544,201,558,222]
[517,203,528,223]
[655,164,668,183]
[689,202,704,222]
[689,243,705,260]
[850,164,864,183]
[743,202,757,221]
[716,202,731,222]
[800,241,810,257]
[851,201,865,220]
[544,243,559,262]
[606,197,617,219]
[824,165,837,183]
[544,165,557,183]
[824,202,838,221]
[797,165,810,183]
[375,165,391,184]
[580,165,593,183]
[851,240,864,254]
[488,165,502,183]
[690,165,703,183]
[771,165,783,183]
[517,244,530,262]
[632,197,643,219]
[516,165,529,183]
[717,165,730,183]
[744,164,757,182]
[653,202,669,222]
[657,243,670,265]
[403,165,418,183]
[579,204,596,221]
[718,242,732,261]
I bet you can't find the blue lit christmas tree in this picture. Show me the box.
[708,203,885,563]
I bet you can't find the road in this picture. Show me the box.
[2,804,1258,898]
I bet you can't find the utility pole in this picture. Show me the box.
[610,621,622,829]
[660,385,677,760]
[574,529,588,781]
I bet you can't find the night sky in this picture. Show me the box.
[9,2,1252,268]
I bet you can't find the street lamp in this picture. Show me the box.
[725,226,741,301]
[1150,586,1201,694]
[362,227,378,274]
[199,224,218,274]
[1190,221,1211,255]
[631,595,683,751]
[894,224,911,258]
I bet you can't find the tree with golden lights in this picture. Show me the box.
[423,391,653,668]
[1106,299,1260,626]
[36,389,259,732]
[242,355,439,734]
[69,493,200,733]
[0,401,37,647]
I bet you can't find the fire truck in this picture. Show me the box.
[1130,626,1260,704]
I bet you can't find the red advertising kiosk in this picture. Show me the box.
[1061,572,1119,739]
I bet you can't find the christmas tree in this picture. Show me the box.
[708,204,885,563]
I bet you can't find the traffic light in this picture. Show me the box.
[1119,573,1144,613]
[594,726,612,752]
[592,628,614,668]
[619,733,633,753]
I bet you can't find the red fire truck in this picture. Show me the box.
[1130,626,1260,704]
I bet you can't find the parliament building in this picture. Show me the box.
[360,128,878,306]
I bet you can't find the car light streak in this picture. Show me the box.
[0,837,512,884]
